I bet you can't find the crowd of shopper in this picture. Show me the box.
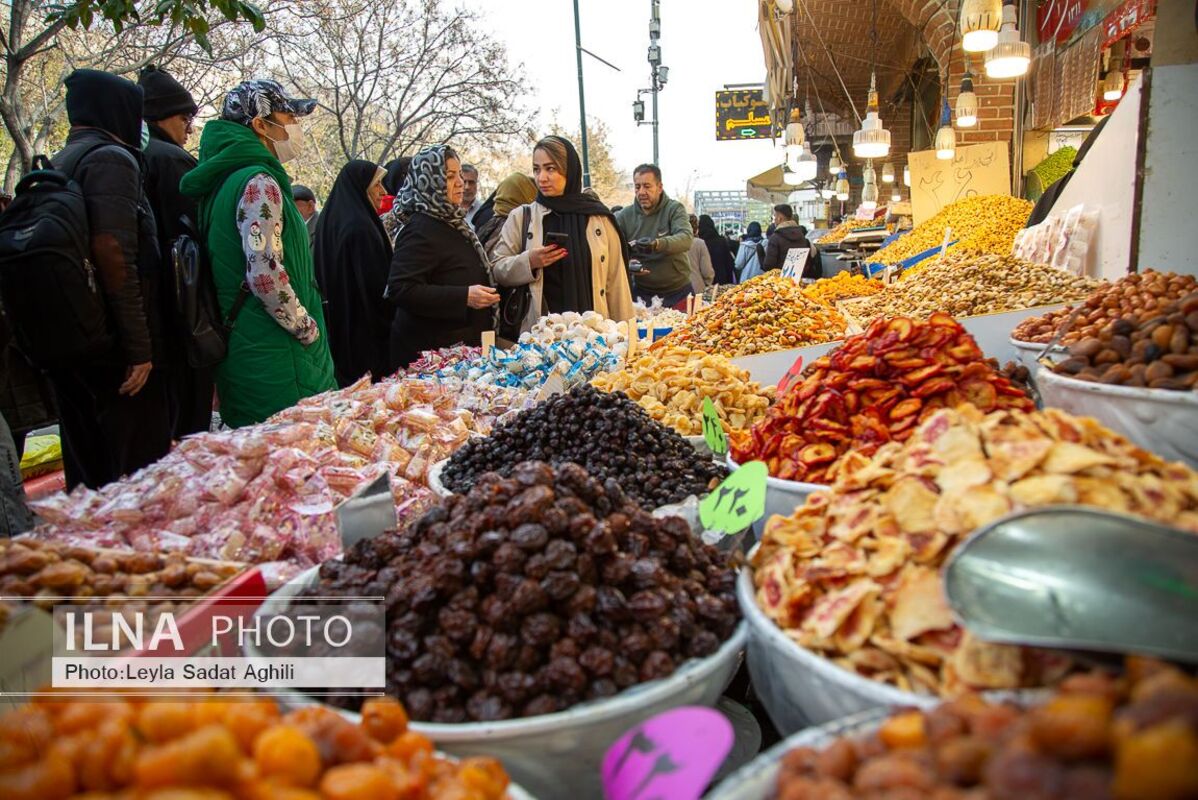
[0,68,819,506]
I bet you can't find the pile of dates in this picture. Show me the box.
[730,313,1033,483]
[1054,291,1198,390]
[310,461,740,723]
[443,384,726,508]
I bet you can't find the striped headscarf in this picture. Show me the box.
[398,145,490,267]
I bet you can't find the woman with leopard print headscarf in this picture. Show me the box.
[384,145,498,371]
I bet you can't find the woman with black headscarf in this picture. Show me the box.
[313,159,392,386]
[385,145,498,371]
[491,135,634,334]
[380,156,411,242]
[698,214,736,285]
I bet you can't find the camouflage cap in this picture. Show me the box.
[221,79,316,125]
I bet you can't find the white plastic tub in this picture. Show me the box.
[258,567,747,799]
[726,455,827,538]
[736,567,934,734]
[704,708,892,799]
[1008,336,1069,371]
[1036,367,1198,468]
[427,458,453,497]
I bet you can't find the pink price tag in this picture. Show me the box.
[775,355,805,397]
[601,706,734,800]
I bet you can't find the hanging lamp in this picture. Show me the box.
[853,74,891,159]
[784,106,805,166]
[829,154,843,174]
[961,0,1002,53]
[935,99,956,160]
[891,188,901,202]
[782,164,803,186]
[861,162,879,211]
[1102,70,1125,101]
[835,169,850,201]
[903,165,910,186]
[794,143,818,181]
[985,0,1031,79]
[956,72,978,127]
[881,163,895,183]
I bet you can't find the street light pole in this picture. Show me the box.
[573,0,591,187]
[649,0,661,165]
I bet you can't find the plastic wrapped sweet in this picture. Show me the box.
[27,377,535,583]
[434,329,627,390]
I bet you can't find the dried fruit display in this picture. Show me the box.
[870,195,1034,265]
[1012,270,1197,345]
[653,273,847,357]
[310,461,740,722]
[803,272,885,306]
[443,385,726,508]
[1025,144,1077,200]
[591,346,775,435]
[729,314,1033,483]
[29,377,534,586]
[754,405,1198,696]
[1053,291,1198,390]
[772,660,1198,800]
[0,695,511,799]
[815,217,882,245]
[844,252,1100,322]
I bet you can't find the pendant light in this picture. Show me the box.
[1102,70,1125,102]
[935,99,956,160]
[794,143,818,181]
[853,2,890,160]
[985,0,1030,80]
[961,0,1002,53]
[955,72,978,127]
[881,163,894,183]
[891,188,901,202]
[782,164,803,186]
[835,169,850,201]
[784,106,805,165]
[829,154,843,174]
[853,74,891,159]
[903,164,910,186]
[861,162,879,211]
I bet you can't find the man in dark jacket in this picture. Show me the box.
[763,204,818,280]
[614,164,693,306]
[50,69,171,489]
[139,65,212,438]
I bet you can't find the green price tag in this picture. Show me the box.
[700,461,768,534]
[701,396,729,457]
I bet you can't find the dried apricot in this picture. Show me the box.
[137,702,197,744]
[360,698,408,744]
[252,725,321,788]
[134,725,245,788]
[318,763,398,800]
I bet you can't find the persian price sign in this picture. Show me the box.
[908,142,1011,227]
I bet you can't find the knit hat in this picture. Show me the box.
[138,65,197,122]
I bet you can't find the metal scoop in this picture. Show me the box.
[944,506,1198,664]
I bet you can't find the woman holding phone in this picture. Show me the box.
[492,135,634,334]
[385,145,498,370]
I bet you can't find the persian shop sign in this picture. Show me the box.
[715,90,772,141]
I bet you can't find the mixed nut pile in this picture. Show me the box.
[730,314,1033,483]
[311,461,741,722]
[871,195,1033,266]
[1054,291,1198,390]
[1013,270,1197,345]
[655,273,846,357]
[844,253,1100,323]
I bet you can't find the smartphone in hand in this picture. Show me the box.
[544,232,571,251]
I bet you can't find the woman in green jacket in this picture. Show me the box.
[180,80,335,427]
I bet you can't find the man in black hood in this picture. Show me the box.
[139,64,212,438]
[763,204,817,280]
[49,68,171,489]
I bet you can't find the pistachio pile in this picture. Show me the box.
[871,195,1033,265]
[844,253,1100,323]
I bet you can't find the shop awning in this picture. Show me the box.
[745,163,794,204]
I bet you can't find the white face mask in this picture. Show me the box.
[264,119,304,163]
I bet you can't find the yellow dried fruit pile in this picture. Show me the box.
[654,273,847,357]
[592,346,775,434]
[872,195,1033,265]
[818,217,881,245]
[804,272,885,306]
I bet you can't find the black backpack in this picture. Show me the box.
[170,215,250,368]
[0,153,114,368]
[496,206,533,341]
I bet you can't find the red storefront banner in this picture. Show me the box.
[1038,0,1086,45]
[1101,0,1155,48]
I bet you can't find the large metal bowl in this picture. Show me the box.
[726,455,828,539]
[256,567,746,799]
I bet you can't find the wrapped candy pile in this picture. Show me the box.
[403,344,482,376]
[435,311,629,389]
[754,404,1198,697]
[29,377,533,586]
[634,299,688,330]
